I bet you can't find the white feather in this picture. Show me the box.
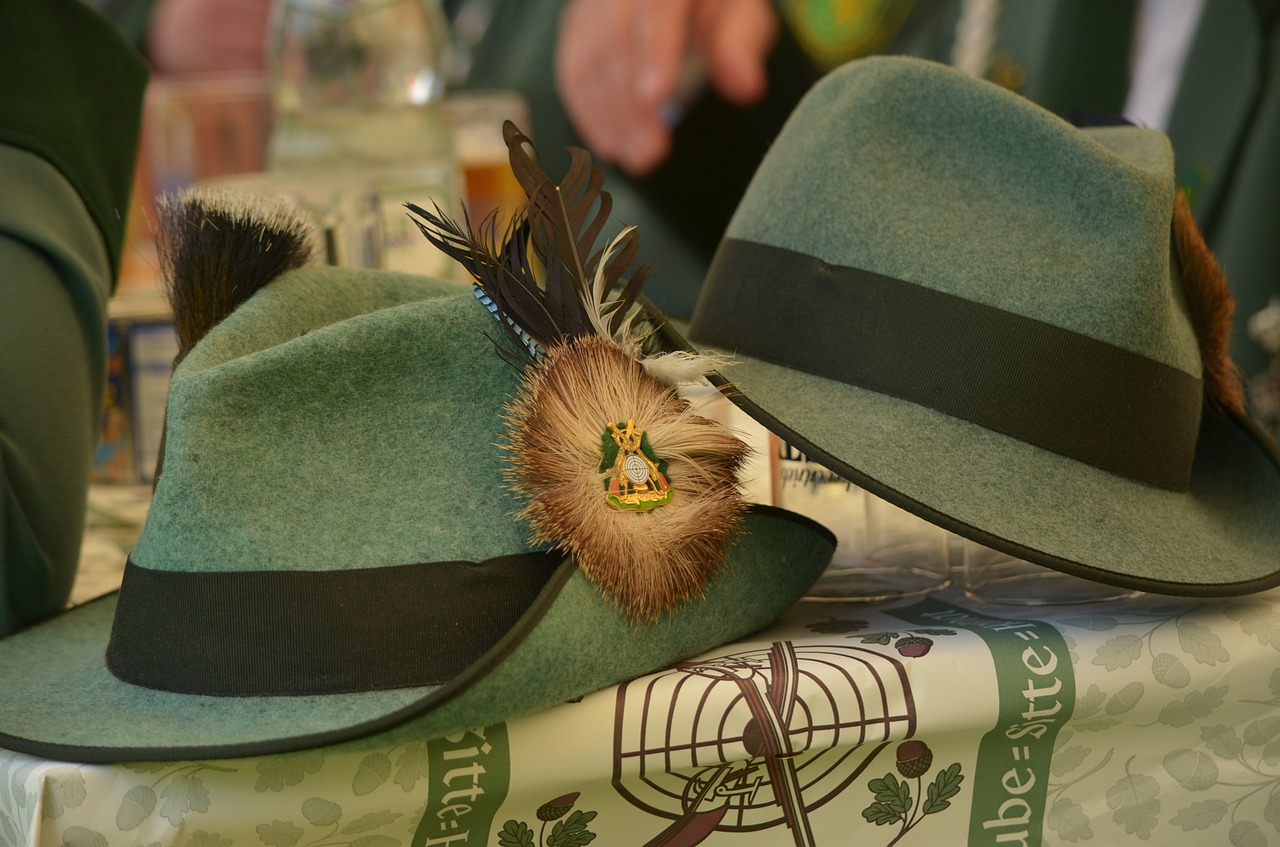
[580,225,637,341]
[579,223,733,387]
[642,350,735,386]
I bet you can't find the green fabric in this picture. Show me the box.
[997,0,1135,116]
[135,279,529,572]
[95,0,162,51]
[0,0,145,636]
[686,56,1280,596]
[892,0,1135,117]
[850,0,1279,383]
[813,0,1280,387]
[0,0,147,277]
[0,148,116,636]
[706,352,1280,591]
[0,269,834,762]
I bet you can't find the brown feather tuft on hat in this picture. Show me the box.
[1172,189,1246,416]
[504,334,749,621]
[409,122,750,621]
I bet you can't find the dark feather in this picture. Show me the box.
[408,121,651,359]
[407,200,552,360]
[158,188,314,353]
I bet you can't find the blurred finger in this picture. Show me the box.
[694,0,777,104]
[558,0,684,173]
[558,0,627,160]
[633,0,693,106]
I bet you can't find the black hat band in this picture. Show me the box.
[105,553,567,696]
[689,238,1203,491]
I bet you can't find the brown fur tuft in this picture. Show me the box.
[504,335,750,621]
[1172,190,1246,415]
[158,187,315,354]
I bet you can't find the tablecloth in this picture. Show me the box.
[5,580,1280,847]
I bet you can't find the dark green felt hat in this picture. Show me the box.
[683,56,1280,596]
[0,264,833,764]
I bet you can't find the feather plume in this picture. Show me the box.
[641,349,737,387]
[1172,190,1246,415]
[505,335,749,620]
[406,200,547,361]
[157,187,315,353]
[408,122,659,366]
[410,122,748,619]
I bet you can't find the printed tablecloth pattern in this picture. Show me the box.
[4,587,1279,847]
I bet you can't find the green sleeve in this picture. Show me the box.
[0,0,148,635]
[0,0,147,278]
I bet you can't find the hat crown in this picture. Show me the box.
[133,271,527,574]
[724,56,1200,377]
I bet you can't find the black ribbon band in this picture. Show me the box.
[106,553,566,696]
[690,238,1203,490]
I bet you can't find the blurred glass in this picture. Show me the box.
[770,435,952,602]
[444,89,531,225]
[266,0,461,277]
[961,539,1141,605]
[143,73,274,200]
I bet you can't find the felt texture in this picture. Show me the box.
[707,356,1280,592]
[685,56,1280,595]
[703,57,1201,378]
[0,268,835,762]
[135,278,523,572]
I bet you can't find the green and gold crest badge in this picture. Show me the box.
[602,420,673,511]
[411,123,748,621]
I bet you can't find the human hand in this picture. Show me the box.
[146,0,273,74]
[556,0,777,176]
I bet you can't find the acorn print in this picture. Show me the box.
[895,636,934,658]
[895,740,934,778]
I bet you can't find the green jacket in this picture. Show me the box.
[0,0,147,634]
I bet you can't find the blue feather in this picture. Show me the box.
[472,285,543,361]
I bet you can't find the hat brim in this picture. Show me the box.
[0,506,834,763]
[689,342,1280,596]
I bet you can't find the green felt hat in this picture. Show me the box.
[0,264,833,764]
[683,56,1280,596]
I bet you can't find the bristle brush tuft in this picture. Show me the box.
[157,187,315,354]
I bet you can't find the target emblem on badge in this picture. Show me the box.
[624,454,651,484]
